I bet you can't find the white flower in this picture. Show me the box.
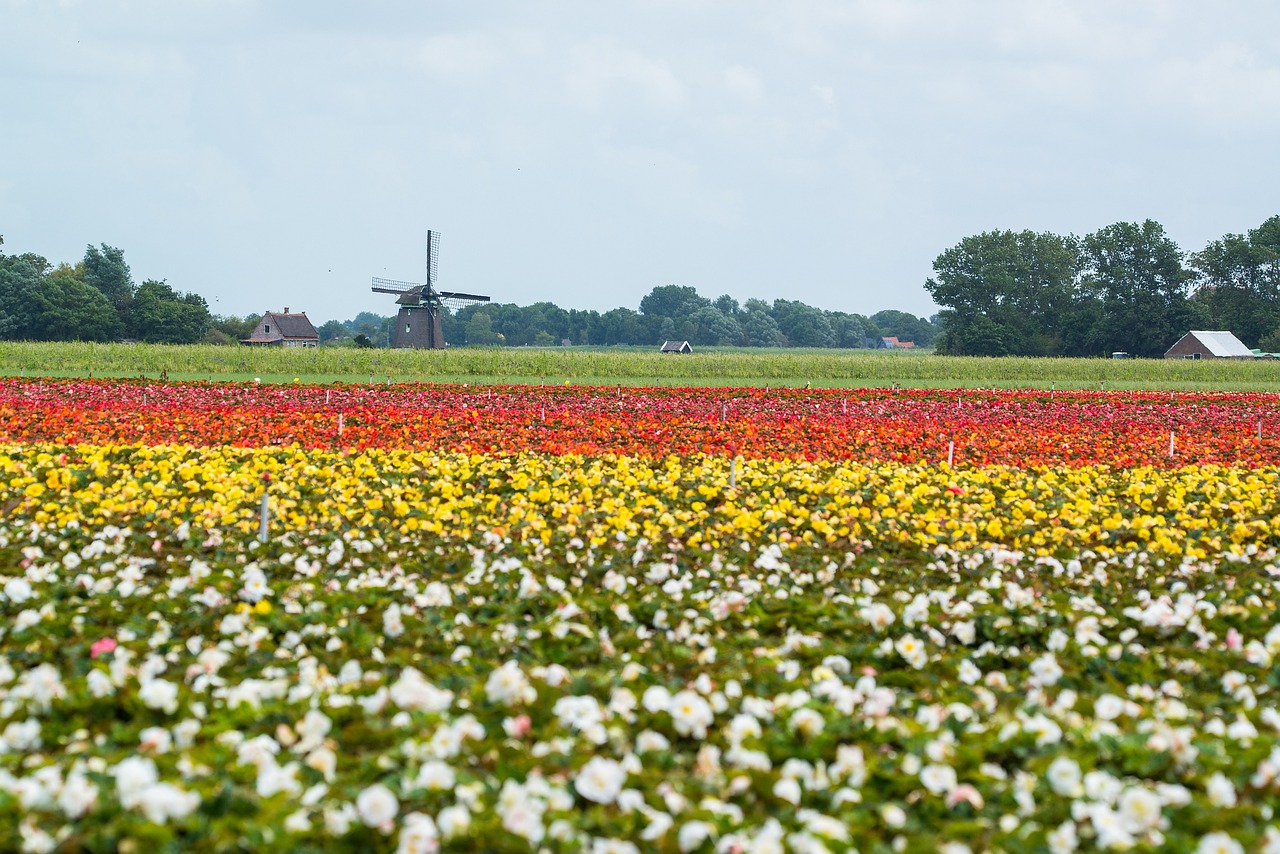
[139,678,180,715]
[87,669,115,698]
[437,804,471,839]
[485,661,535,706]
[240,566,269,603]
[773,776,802,804]
[3,577,33,604]
[642,685,672,713]
[669,690,714,739]
[958,659,982,685]
[862,602,895,631]
[1094,693,1125,721]
[389,668,453,713]
[415,760,456,791]
[2,719,41,752]
[1046,820,1078,854]
[1046,756,1083,797]
[789,707,825,739]
[356,783,399,833]
[396,811,439,854]
[15,664,65,712]
[920,764,958,796]
[136,782,200,824]
[324,802,358,836]
[1029,653,1063,687]
[895,634,928,668]
[114,756,159,809]
[575,756,627,805]
[1206,772,1237,808]
[57,771,99,818]
[678,820,714,852]
[419,581,452,607]
[1117,787,1163,832]
[383,603,405,638]
[1196,832,1245,854]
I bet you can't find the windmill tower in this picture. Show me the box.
[371,231,490,348]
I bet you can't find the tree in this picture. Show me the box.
[83,244,134,329]
[130,280,211,343]
[639,285,710,319]
[688,306,743,346]
[713,294,740,317]
[28,274,124,341]
[465,311,498,346]
[741,306,785,347]
[771,300,835,348]
[1082,220,1193,357]
[318,320,347,342]
[925,230,1082,356]
[1190,215,1280,347]
[0,251,48,339]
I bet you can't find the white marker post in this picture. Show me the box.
[1169,430,1175,458]
[729,456,738,488]
[259,473,271,544]
[948,438,955,467]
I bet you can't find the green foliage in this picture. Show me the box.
[28,275,124,341]
[130,280,211,343]
[5,340,1280,390]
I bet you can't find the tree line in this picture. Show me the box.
[338,288,939,350]
[0,238,214,344]
[927,215,1280,357]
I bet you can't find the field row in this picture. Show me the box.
[3,379,1280,466]
[5,341,1280,389]
[1,445,1279,851]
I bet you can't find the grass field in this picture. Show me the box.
[2,340,1280,390]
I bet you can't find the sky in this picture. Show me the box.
[3,1,1280,326]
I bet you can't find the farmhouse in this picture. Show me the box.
[241,308,320,348]
[1163,330,1254,360]
[660,340,693,354]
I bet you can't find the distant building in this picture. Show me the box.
[660,340,693,354]
[869,336,915,349]
[242,308,320,348]
[1163,330,1254,359]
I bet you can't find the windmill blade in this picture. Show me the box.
[436,291,490,302]
[371,277,420,294]
[425,230,440,289]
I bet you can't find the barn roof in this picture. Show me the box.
[264,311,319,339]
[1182,330,1253,358]
[660,340,692,352]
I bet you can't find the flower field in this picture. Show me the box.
[2,378,1280,852]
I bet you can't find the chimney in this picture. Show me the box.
[284,307,290,314]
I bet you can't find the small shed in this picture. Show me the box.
[660,340,692,354]
[1163,331,1254,360]
[241,308,320,348]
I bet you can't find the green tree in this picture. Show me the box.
[465,311,498,346]
[689,306,744,346]
[28,274,124,341]
[771,300,835,348]
[926,230,1082,356]
[741,304,785,347]
[0,250,48,339]
[83,244,134,329]
[639,285,710,319]
[1189,215,1280,347]
[130,280,211,343]
[1082,220,1194,357]
[318,319,347,342]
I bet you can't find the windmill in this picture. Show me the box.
[371,231,490,349]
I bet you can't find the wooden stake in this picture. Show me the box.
[1169,430,1175,457]
[338,413,344,438]
[729,456,737,488]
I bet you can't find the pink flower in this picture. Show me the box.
[946,784,985,810]
[503,714,532,738]
[1226,628,1243,651]
[90,638,118,658]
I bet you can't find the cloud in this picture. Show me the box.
[723,65,764,104]
[564,37,686,112]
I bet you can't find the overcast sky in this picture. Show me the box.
[3,1,1280,325]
